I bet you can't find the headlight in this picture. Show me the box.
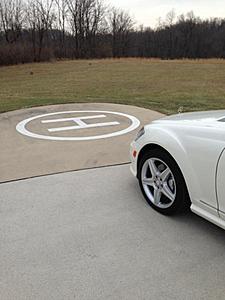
[135,127,145,141]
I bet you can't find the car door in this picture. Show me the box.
[216,149,225,220]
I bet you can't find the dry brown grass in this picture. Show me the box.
[1,58,225,114]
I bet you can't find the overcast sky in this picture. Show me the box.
[107,0,225,27]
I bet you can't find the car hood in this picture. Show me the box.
[153,110,225,127]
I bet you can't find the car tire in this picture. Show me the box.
[138,148,191,215]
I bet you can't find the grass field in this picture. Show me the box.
[1,58,225,114]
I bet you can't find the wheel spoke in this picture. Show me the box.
[148,159,158,177]
[142,177,154,187]
[160,167,171,181]
[154,188,162,205]
[162,183,175,202]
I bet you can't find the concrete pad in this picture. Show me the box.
[1,165,225,300]
[0,103,163,183]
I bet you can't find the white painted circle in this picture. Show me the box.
[16,110,140,141]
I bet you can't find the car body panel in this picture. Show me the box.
[130,110,225,229]
[158,110,225,124]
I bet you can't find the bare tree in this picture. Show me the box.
[66,0,84,56]
[26,0,55,61]
[108,7,134,57]
[166,9,176,58]
[166,9,176,27]
[84,0,105,56]
[66,0,105,57]
[54,0,68,56]
[0,0,25,43]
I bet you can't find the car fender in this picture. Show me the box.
[138,125,202,205]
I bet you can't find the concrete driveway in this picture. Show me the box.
[0,103,162,183]
[1,103,225,300]
[1,165,225,300]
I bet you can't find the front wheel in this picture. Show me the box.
[138,148,190,215]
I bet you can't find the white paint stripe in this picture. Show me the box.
[41,115,106,123]
[48,121,120,132]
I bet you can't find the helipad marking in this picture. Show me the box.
[16,111,140,141]
[41,115,120,132]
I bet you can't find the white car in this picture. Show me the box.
[130,110,225,230]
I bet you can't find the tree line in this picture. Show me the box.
[0,0,225,66]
